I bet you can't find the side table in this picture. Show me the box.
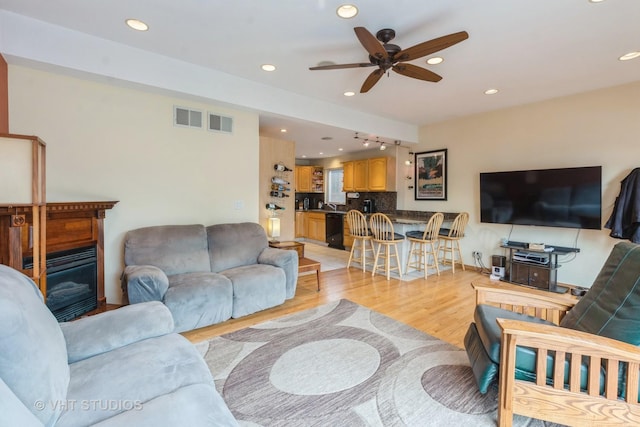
[268,240,321,291]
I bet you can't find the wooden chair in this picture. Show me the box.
[404,212,444,279]
[464,242,640,427]
[345,209,374,271]
[369,213,404,280]
[438,212,469,273]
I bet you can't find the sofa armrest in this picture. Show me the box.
[497,318,640,426]
[0,378,42,427]
[258,247,299,299]
[122,265,169,304]
[472,281,578,325]
[60,301,175,363]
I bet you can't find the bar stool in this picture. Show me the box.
[405,212,444,279]
[438,212,469,274]
[345,210,375,271]
[369,213,405,280]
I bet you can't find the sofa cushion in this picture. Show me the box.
[474,304,555,364]
[125,225,211,275]
[165,272,233,333]
[91,383,238,427]
[57,334,215,427]
[207,223,268,272]
[560,241,640,344]
[0,265,70,427]
[223,264,286,318]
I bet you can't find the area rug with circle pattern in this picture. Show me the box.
[195,299,560,426]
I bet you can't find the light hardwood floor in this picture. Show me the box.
[182,265,485,349]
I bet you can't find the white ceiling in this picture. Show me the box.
[1,0,639,159]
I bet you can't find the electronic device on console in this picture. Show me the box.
[513,251,550,265]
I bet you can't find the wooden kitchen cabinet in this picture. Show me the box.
[295,211,306,238]
[367,157,388,191]
[343,218,353,248]
[306,212,326,241]
[295,166,312,192]
[343,157,391,192]
[343,161,354,192]
[295,166,323,193]
[353,160,369,191]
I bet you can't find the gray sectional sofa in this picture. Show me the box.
[122,222,299,333]
[0,264,238,427]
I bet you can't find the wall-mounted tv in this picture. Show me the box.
[480,166,602,230]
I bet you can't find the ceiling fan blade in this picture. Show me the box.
[392,63,442,82]
[309,62,375,70]
[395,31,469,62]
[360,69,384,93]
[354,27,388,60]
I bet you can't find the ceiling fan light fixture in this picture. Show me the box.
[619,51,640,61]
[426,57,443,65]
[125,19,148,31]
[261,64,276,72]
[336,5,358,19]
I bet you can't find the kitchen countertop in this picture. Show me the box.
[295,210,447,224]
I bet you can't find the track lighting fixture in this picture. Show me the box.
[353,132,400,150]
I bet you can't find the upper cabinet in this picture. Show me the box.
[343,157,394,192]
[353,160,368,191]
[295,166,323,193]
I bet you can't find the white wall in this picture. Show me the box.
[398,81,640,287]
[8,65,260,303]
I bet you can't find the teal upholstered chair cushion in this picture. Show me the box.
[560,242,640,343]
[0,265,70,426]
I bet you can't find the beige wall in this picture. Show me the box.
[8,65,261,303]
[399,81,640,287]
[260,136,295,240]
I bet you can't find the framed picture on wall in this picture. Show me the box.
[415,149,447,200]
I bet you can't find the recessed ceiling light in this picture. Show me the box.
[339,148,344,151]
[319,152,324,155]
[280,128,287,133]
[484,88,499,95]
[343,91,356,97]
[261,64,276,72]
[426,57,443,65]
[125,19,148,31]
[336,5,358,19]
[619,51,640,61]
[589,0,605,3]
[321,136,333,140]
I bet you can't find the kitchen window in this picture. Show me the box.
[326,168,346,205]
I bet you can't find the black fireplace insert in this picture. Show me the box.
[24,246,98,321]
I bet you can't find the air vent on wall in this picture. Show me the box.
[208,113,233,133]
[174,106,203,128]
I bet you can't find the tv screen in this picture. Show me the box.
[480,166,602,230]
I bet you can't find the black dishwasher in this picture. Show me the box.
[326,213,344,250]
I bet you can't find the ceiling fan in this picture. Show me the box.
[309,27,469,93]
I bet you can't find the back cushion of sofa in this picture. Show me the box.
[560,242,640,344]
[0,265,70,426]
[124,224,211,275]
[207,222,268,272]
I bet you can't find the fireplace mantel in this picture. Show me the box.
[0,200,118,313]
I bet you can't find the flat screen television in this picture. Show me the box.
[480,166,602,230]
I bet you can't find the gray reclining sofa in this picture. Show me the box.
[122,222,298,333]
[0,264,238,427]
